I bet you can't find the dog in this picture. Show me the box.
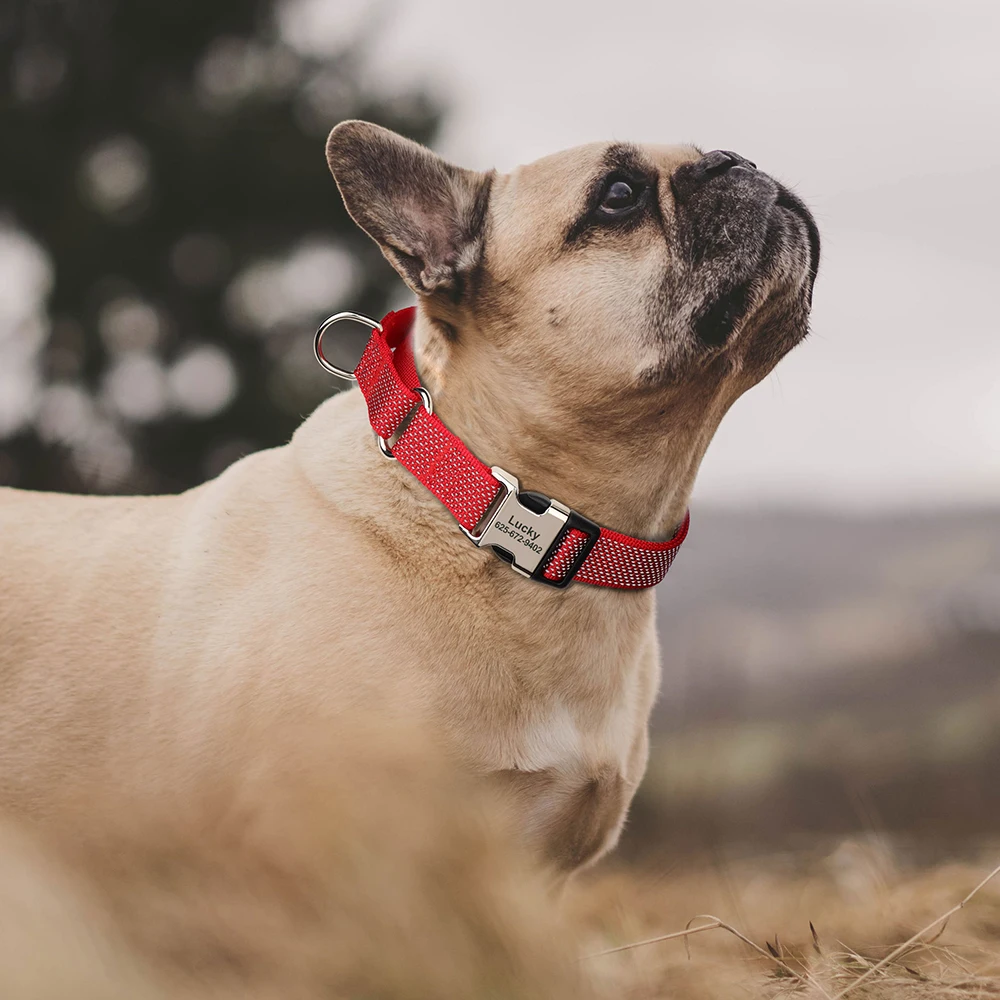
[0,121,819,871]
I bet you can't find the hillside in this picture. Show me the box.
[632,507,1000,857]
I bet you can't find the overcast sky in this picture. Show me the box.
[285,0,1000,510]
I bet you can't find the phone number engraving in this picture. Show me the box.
[492,519,543,554]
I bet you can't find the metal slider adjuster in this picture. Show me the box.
[461,467,600,588]
[313,311,433,461]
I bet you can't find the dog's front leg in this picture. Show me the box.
[489,765,629,873]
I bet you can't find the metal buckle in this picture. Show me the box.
[461,467,600,587]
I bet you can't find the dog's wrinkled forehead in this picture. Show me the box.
[487,142,701,264]
[500,142,700,214]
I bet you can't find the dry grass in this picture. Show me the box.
[570,843,1000,999]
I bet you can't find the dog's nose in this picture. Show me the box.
[695,150,757,179]
[671,150,757,200]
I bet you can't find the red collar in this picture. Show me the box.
[315,307,688,590]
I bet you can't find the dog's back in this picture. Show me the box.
[0,432,419,823]
[0,486,185,815]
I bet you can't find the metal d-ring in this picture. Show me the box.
[377,386,434,460]
[313,311,383,381]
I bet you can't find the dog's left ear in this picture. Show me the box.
[326,121,493,297]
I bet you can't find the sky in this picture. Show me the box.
[282,0,1000,510]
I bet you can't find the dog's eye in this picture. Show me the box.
[598,177,642,215]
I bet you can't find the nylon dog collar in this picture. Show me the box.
[314,307,689,590]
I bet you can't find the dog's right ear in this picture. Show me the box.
[326,121,493,298]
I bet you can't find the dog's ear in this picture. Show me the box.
[326,121,493,297]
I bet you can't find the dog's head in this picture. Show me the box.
[326,122,819,533]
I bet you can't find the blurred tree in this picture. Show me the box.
[0,0,439,492]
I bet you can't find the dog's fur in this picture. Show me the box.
[0,719,590,999]
[0,123,818,870]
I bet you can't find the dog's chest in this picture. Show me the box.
[509,702,587,772]
[504,696,635,774]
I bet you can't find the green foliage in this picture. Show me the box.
[0,0,439,492]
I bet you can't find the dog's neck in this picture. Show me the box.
[411,310,726,541]
[295,307,729,564]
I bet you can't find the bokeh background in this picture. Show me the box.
[2,0,998,862]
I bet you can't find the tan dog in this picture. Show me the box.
[0,123,819,870]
